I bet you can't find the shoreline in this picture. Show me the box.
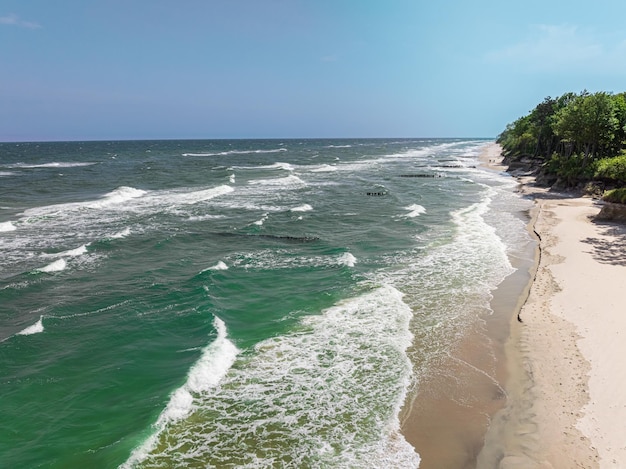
[400,144,538,468]
[401,142,626,467]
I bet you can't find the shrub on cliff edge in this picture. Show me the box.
[594,153,626,185]
[603,188,626,204]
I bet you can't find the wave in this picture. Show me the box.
[42,244,89,258]
[158,318,238,422]
[19,186,147,218]
[338,252,357,267]
[229,174,235,183]
[187,215,226,222]
[21,184,235,224]
[403,204,426,218]
[127,286,419,468]
[248,175,306,187]
[264,162,294,171]
[231,161,294,171]
[123,317,239,468]
[8,162,96,169]
[16,317,44,336]
[0,221,17,232]
[201,261,229,272]
[0,171,18,177]
[309,164,337,172]
[110,228,131,239]
[290,204,313,212]
[86,187,147,209]
[252,213,269,226]
[230,250,362,270]
[37,259,67,273]
[172,185,234,205]
[442,184,513,289]
[182,148,287,157]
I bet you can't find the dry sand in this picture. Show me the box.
[478,144,626,468]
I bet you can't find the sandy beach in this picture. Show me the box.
[403,143,626,468]
[479,144,626,468]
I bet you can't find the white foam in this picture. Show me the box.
[43,244,89,258]
[16,316,44,336]
[233,250,364,270]
[248,175,306,187]
[86,186,147,209]
[266,162,294,171]
[187,215,226,222]
[338,252,357,267]
[309,164,337,172]
[0,171,17,177]
[232,161,294,171]
[11,162,96,168]
[290,204,313,212]
[182,148,287,157]
[184,320,238,394]
[38,259,67,273]
[111,228,131,239]
[201,261,229,272]
[123,317,239,468]
[252,213,269,226]
[228,161,296,171]
[14,187,143,217]
[403,204,426,218]
[0,221,17,232]
[229,174,235,183]
[171,185,234,205]
[445,183,514,288]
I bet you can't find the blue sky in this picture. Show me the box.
[2,1,626,141]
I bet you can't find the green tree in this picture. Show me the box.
[553,91,619,163]
[610,92,626,154]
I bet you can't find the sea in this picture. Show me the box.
[0,138,533,468]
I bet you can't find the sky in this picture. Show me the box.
[2,0,626,141]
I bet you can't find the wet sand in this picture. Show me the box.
[400,144,537,468]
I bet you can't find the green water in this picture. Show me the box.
[0,139,532,467]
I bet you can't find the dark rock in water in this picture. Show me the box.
[399,174,435,178]
[256,234,320,243]
[366,191,387,196]
[214,232,320,243]
[437,164,476,169]
[595,202,626,223]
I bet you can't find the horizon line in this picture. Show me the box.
[0,136,496,144]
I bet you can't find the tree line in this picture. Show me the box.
[497,91,626,203]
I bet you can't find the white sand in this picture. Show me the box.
[544,198,626,467]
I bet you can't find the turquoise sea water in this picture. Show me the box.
[0,139,533,468]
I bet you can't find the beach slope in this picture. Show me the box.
[481,186,626,467]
